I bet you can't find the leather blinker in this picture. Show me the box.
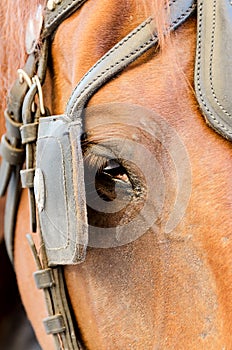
[35,115,88,266]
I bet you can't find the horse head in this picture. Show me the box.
[0,0,232,349]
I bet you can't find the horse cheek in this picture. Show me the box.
[14,189,54,350]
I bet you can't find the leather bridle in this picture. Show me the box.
[3,0,223,348]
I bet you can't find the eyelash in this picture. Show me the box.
[82,141,134,186]
[85,154,130,183]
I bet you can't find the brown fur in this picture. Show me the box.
[1,1,232,349]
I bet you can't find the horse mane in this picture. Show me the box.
[0,0,171,134]
[0,0,46,133]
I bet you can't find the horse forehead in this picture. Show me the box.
[53,1,139,66]
[51,0,164,93]
[52,6,197,124]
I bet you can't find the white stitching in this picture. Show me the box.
[68,2,196,115]
[196,1,232,135]
[209,0,232,120]
[45,0,86,27]
[67,18,153,112]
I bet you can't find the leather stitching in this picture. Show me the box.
[45,0,86,27]
[68,3,196,116]
[196,1,232,134]
[67,17,153,114]
[209,0,232,119]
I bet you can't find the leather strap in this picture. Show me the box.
[43,0,89,38]
[0,135,25,165]
[27,234,84,349]
[4,166,21,262]
[4,110,22,140]
[66,0,196,119]
[195,0,232,141]
[7,54,37,122]
[20,122,39,144]
[34,268,55,289]
[0,54,36,197]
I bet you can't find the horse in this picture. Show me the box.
[0,0,232,349]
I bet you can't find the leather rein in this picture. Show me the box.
[0,0,198,348]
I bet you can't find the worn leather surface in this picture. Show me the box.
[35,116,88,265]
[66,0,196,119]
[3,167,21,264]
[0,54,37,261]
[195,0,232,141]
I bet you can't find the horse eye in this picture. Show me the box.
[84,155,133,204]
[101,160,129,183]
[94,159,132,203]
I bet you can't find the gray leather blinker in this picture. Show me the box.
[195,0,232,141]
[35,116,88,266]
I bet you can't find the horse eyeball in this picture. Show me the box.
[102,160,129,183]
